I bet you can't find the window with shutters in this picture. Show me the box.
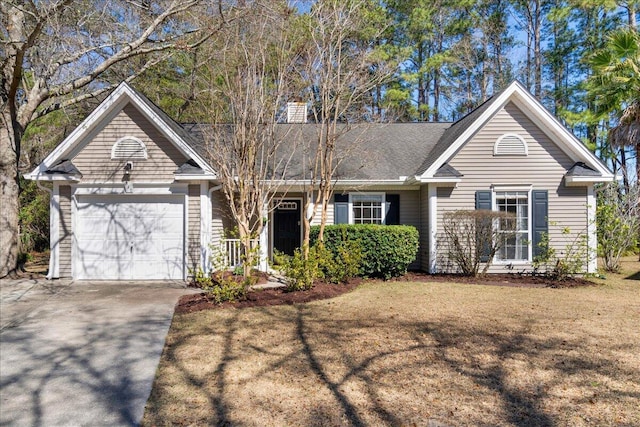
[494,133,528,156]
[333,193,400,225]
[351,193,385,224]
[111,136,148,160]
[495,191,530,261]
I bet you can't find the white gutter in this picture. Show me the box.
[174,174,217,181]
[23,172,80,182]
[564,175,615,186]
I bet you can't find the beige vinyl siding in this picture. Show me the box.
[188,184,200,271]
[210,189,235,251]
[59,185,72,278]
[394,190,421,270]
[72,103,188,183]
[419,185,430,271]
[310,193,331,226]
[437,101,588,273]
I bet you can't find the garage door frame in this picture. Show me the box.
[71,184,188,281]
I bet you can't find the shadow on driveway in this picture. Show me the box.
[0,279,195,426]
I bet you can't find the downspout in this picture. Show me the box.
[35,171,55,280]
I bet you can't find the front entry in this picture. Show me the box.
[273,200,301,256]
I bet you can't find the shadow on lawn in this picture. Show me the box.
[626,270,640,280]
[150,307,637,427]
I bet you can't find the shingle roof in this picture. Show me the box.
[415,86,510,176]
[175,159,205,175]
[46,159,82,176]
[132,83,611,183]
[566,162,601,177]
[282,123,452,180]
[131,88,203,151]
[434,163,463,178]
[182,122,451,181]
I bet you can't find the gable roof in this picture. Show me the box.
[26,80,613,186]
[25,82,216,180]
[415,80,614,182]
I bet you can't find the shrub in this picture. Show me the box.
[311,224,419,279]
[440,209,517,276]
[596,182,640,272]
[192,268,251,304]
[281,245,321,291]
[532,226,591,280]
[18,179,50,253]
[319,240,362,283]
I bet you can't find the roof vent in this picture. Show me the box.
[111,136,148,160]
[287,102,307,123]
[494,133,527,156]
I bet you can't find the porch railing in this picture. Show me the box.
[223,238,259,268]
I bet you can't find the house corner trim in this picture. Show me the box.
[428,184,438,274]
[587,185,597,273]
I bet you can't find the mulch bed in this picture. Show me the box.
[176,279,363,314]
[176,272,595,314]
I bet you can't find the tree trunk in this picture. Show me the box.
[533,0,542,98]
[0,109,20,277]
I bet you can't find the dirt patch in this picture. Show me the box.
[177,272,593,314]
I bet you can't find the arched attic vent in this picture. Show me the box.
[494,133,528,156]
[111,136,148,160]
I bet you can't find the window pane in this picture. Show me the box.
[495,191,529,261]
[352,195,383,224]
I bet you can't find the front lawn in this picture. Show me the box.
[143,258,640,426]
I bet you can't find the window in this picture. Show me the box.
[495,191,529,261]
[334,193,399,225]
[352,194,384,224]
[111,136,147,160]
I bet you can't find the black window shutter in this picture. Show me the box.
[475,190,492,262]
[386,194,400,225]
[334,194,349,224]
[532,190,548,258]
[475,190,492,210]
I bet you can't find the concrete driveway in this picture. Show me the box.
[0,277,196,426]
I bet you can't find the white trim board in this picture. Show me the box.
[419,81,614,181]
[26,82,216,179]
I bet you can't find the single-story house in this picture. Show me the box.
[25,81,614,280]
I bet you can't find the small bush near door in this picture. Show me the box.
[311,224,419,279]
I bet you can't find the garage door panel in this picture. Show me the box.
[75,195,185,280]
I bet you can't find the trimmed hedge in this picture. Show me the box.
[310,224,419,279]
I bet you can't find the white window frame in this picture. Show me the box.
[491,186,532,264]
[348,192,386,225]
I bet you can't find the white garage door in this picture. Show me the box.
[75,195,185,280]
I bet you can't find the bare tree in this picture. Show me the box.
[298,0,393,256]
[440,210,518,276]
[0,0,227,277]
[197,1,300,277]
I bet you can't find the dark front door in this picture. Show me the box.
[273,200,301,256]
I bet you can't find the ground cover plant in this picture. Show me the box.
[143,257,640,426]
